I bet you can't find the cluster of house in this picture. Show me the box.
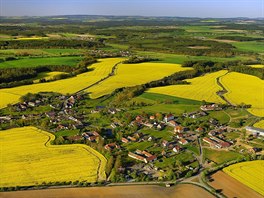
[64,96,76,109]
[104,143,120,151]
[162,140,183,154]
[200,104,222,111]
[15,100,43,111]
[0,116,12,123]
[128,150,157,163]
[203,127,231,149]
[82,131,100,142]
[87,49,131,58]
[91,106,122,115]
[183,111,207,119]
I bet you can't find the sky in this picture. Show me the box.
[0,0,263,18]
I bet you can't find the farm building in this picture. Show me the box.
[246,126,264,137]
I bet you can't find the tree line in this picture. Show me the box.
[0,56,97,88]
[0,39,104,49]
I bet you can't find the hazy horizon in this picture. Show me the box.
[1,0,263,18]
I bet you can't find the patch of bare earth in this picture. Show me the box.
[0,184,213,198]
[208,171,263,198]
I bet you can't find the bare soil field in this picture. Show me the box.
[208,171,263,198]
[0,184,213,198]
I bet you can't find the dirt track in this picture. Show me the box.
[0,184,213,198]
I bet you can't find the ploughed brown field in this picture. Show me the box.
[0,184,213,198]
[209,171,263,198]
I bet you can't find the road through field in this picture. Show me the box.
[0,184,214,198]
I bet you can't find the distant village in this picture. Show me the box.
[0,92,263,180]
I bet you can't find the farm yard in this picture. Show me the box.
[220,72,264,117]
[147,70,227,103]
[223,160,264,196]
[0,126,106,187]
[87,62,192,98]
[0,58,124,108]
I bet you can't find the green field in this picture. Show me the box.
[233,41,264,53]
[0,56,81,68]
[136,51,249,64]
[0,126,106,187]
[203,148,243,164]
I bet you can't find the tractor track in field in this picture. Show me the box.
[74,61,122,95]
[216,71,235,106]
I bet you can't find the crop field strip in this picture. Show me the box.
[147,70,227,104]
[87,62,192,99]
[0,126,106,187]
[0,58,124,108]
[254,120,264,129]
[220,72,264,117]
[223,161,264,195]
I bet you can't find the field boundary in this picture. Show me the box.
[34,127,107,181]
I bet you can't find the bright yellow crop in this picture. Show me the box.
[223,160,264,195]
[147,70,227,103]
[0,58,124,109]
[0,127,106,187]
[254,120,264,129]
[33,71,68,83]
[249,64,264,68]
[87,62,192,98]
[220,72,264,117]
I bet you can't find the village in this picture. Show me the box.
[0,92,263,181]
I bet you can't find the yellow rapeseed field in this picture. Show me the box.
[33,71,68,83]
[0,126,106,187]
[223,160,264,195]
[249,64,264,68]
[254,120,264,129]
[87,62,192,98]
[0,58,124,109]
[147,70,227,103]
[220,72,264,117]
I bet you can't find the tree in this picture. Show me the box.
[105,155,114,176]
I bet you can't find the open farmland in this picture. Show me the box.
[33,71,68,83]
[209,171,263,198]
[0,49,83,57]
[203,148,243,164]
[233,41,264,53]
[0,56,81,68]
[223,160,264,195]
[254,120,264,129]
[147,70,227,103]
[220,72,264,117]
[0,58,124,108]
[0,184,213,198]
[87,62,192,98]
[0,126,106,187]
